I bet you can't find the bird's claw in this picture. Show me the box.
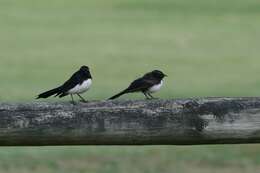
[70,101,77,105]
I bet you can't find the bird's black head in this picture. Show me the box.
[151,70,167,79]
[80,65,89,71]
[79,65,92,78]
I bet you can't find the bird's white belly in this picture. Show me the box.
[68,79,92,94]
[148,80,163,93]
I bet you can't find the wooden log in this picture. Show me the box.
[0,97,260,146]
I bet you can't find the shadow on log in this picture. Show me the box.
[0,97,260,146]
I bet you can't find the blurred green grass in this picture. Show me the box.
[1,0,260,172]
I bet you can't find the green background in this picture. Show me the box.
[1,0,260,172]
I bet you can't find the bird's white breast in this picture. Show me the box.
[68,79,92,94]
[148,80,163,93]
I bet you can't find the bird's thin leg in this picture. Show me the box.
[148,93,158,99]
[143,92,151,100]
[70,94,76,105]
[77,94,87,103]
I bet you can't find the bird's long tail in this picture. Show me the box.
[108,89,128,100]
[36,87,61,99]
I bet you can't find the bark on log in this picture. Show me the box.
[0,98,260,146]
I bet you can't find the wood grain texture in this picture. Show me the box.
[0,98,260,146]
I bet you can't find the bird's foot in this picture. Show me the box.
[70,101,77,105]
[80,99,88,103]
[147,94,158,100]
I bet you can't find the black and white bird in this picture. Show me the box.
[109,70,167,100]
[37,66,92,103]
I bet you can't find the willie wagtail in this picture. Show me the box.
[109,70,167,100]
[37,66,92,103]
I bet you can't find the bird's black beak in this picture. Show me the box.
[164,74,168,77]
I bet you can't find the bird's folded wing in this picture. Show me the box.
[60,71,83,92]
[126,78,155,92]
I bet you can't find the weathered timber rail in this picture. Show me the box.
[0,97,260,146]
